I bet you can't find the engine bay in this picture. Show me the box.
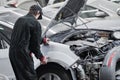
[63,30,120,80]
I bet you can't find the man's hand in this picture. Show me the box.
[43,38,50,45]
[39,56,47,64]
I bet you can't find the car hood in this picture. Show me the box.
[54,0,85,21]
[43,0,86,36]
[43,0,120,36]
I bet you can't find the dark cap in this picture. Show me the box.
[30,5,43,19]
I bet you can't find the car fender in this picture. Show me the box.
[99,46,120,80]
[34,41,79,69]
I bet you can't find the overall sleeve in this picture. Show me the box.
[29,21,43,59]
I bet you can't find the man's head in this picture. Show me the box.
[29,5,43,19]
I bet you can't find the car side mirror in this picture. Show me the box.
[95,11,107,18]
[117,8,120,16]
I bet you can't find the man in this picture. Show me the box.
[9,5,47,80]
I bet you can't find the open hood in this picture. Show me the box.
[43,0,86,36]
[55,0,85,22]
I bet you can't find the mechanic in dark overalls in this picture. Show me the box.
[9,5,47,80]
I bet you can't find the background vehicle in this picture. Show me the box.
[79,0,120,21]
[7,0,65,9]
[7,0,41,10]
[43,0,120,21]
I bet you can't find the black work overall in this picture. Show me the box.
[9,14,43,80]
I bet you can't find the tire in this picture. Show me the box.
[115,62,120,80]
[116,69,120,80]
[37,65,72,80]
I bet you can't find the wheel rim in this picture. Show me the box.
[39,73,61,80]
[116,69,120,80]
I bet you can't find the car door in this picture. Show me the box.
[0,24,15,80]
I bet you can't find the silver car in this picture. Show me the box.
[43,0,120,21]
[80,0,120,21]
[0,5,79,80]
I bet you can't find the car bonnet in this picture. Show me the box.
[43,0,86,36]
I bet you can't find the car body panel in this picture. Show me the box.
[41,41,79,69]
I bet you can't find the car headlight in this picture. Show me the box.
[112,31,120,39]
[71,62,78,68]
[71,60,86,79]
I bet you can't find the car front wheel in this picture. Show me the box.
[37,65,72,80]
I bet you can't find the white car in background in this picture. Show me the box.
[44,0,120,21]
[7,0,40,10]
[108,0,120,4]
[6,0,65,9]
[79,0,120,21]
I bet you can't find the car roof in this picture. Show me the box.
[87,0,120,14]
[0,6,27,14]
[0,6,27,28]
[0,6,17,12]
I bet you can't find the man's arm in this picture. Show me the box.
[29,22,43,59]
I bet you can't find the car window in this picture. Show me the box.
[114,0,120,3]
[0,24,12,43]
[53,0,65,4]
[0,25,11,49]
[82,5,96,10]
[48,0,65,5]
[0,38,8,49]
[79,5,109,18]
